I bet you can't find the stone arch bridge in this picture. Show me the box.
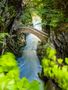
[17,27,48,42]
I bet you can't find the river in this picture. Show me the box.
[17,13,44,89]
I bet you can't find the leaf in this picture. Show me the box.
[65,58,68,64]
[58,58,63,64]
[0,52,17,67]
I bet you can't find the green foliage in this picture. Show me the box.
[0,52,19,77]
[0,33,9,52]
[0,76,41,90]
[24,0,43,11]
[21,0,65,29]
[0,52,41,90]
[20,0,43,26]
[65,58,68,64]
[21,8,32,26]
[0,33,9,43]
[57,58,63,64]
[0,16,4,26]
[42,0,64,29]
[42,47,68,90]
[49,11,64,28]
[17,79,42,90]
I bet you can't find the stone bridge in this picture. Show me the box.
[17,27,48,42]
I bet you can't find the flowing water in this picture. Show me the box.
[17,13,44,89]
[18,34,42,80]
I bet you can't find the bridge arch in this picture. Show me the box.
[16,27,48,42]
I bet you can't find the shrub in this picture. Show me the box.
[42,47,68,90]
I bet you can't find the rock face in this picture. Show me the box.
[37,42,45,60]
[51,23,68,59]
[6,32,26,56]
[45,80,60,90]
[37,23,68,60]
[0,0,24,54]
[0,0,23,32]
[0,0,24,33]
